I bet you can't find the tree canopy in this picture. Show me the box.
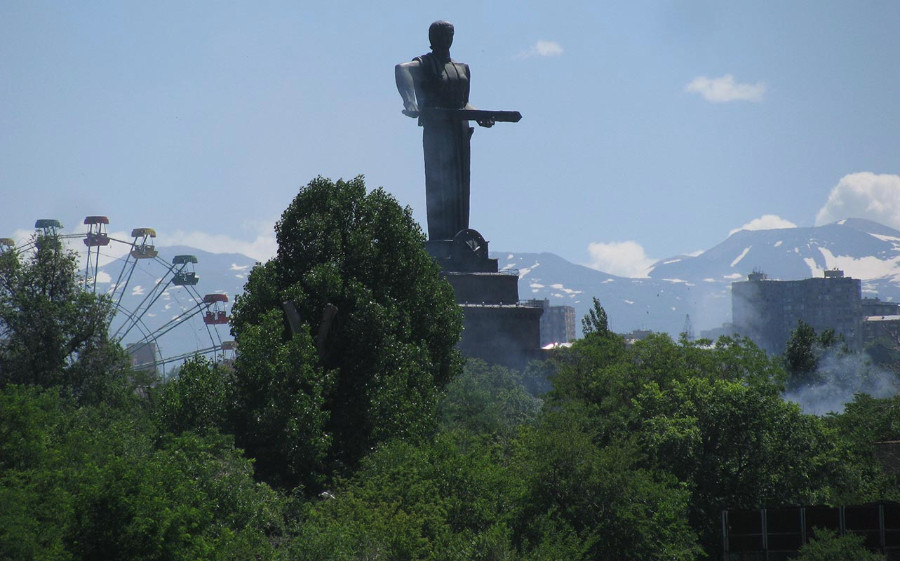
[0,233,133,404]
[229,176,463,484]
[4,180,900,560]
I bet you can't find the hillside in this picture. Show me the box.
[94,218,900,363]
[499,218,900,338]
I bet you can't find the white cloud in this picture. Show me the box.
[516,40,563,59]
[815,172,900,229]
[586,240,655,278]
[729,214,797,236]
[157,220,277,262]
[685,74,766,103]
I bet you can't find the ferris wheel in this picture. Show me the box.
[7,217,237,378]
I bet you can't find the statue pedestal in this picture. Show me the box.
[428,228,543,369]
[456,303,544,370]
[425,229,498,273]
[444,272,518,305]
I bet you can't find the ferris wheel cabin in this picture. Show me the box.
[129,228,158,259]
[202,293,229,325]
[34,219,63,236]
[83,216,110,247]
[172,255,199,286]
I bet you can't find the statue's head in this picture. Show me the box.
[429,20,454,51]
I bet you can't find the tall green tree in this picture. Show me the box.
[580,297,609,337]
[784,320,844,388]
[229,309,334,490]
[0,233,131,404]
[230,176,463,482]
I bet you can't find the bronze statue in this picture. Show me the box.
[395,21,519,241]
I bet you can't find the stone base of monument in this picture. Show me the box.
[425,229,498,273]
[457,303,545,370]
[444,272,518,305]
[428,228,544,369]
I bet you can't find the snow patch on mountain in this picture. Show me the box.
[731,247,751,267]
[816,247,900,280]
[518,263,540,278]
[549,283,582,297]
[871,234,900,244]
[803,258,820,277]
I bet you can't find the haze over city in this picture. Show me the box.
[4,2,900,275]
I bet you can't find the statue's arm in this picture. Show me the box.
[463,66,494,128]
[395,61,420,117]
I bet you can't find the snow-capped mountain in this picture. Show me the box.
[649,218,900,289]
[498,219,900,338]
[497,252,710,337]
[92,218,900,365]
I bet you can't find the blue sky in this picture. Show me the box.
[3,1,900,277]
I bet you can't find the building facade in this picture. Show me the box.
[523,299,576,347]
[732,270,863,355]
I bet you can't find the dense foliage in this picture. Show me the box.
[3,178,900,559]
[0,387,285,560]
[793,528,886,561]
[0,234,132,404]
[0,239,282,560]
[785,319,842,387]
[229,176,463,484]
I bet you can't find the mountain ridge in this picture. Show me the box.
[92,218,900,362]
[498,218,900,338]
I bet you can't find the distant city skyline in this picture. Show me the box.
[4,2,900,276]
